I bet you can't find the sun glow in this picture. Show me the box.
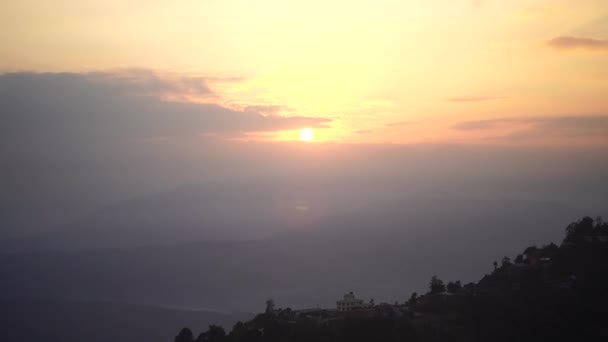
[299,128,314,142]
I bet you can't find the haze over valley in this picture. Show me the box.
[2,1,608,341]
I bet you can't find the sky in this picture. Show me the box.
[2,1,608,320]
[1,0,607,145]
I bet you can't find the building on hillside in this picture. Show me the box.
[336,291,367,312]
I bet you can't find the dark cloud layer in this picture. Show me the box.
[0,71,331,144]
[548,36,608,50]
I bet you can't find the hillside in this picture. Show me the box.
[0,299,252,342]
[174,216,608,342]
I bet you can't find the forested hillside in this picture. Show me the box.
[175,217,608,342]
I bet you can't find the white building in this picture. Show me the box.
[336,292,366,312]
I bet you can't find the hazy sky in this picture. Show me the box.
[2,2,608,318]
[1,0,607,144]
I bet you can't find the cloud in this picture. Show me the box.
[243,105,292,116]
[0,71,331,143]
[0,70,334,175]
[88,68,214,97]
[446,96,505,102]
[452,119,512,130]
[548,36,608,51]
[452,115,608,141]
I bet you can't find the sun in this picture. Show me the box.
[299,128,314,142]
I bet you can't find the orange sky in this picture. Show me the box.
[1,0,607,145]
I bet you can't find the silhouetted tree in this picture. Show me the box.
[430,275,446,294]
[447,280,462,293]
[523,246,538,262]
[493,261,498,271]
[501,256,511,267]
[206,325,226,342]
[541,243,559,259]
[463,282,476,294]
[597,219,608,235]
[514,254,524,263]
[196,325,226,342]
[407,292,418,306]
[228,322,247,341]
[175,328,194,342]
[564,216,595,243]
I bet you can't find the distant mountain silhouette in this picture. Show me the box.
[0,196,587,312]
[0,181,387,252]
[1,181,588,253]
[0,298,252,342]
